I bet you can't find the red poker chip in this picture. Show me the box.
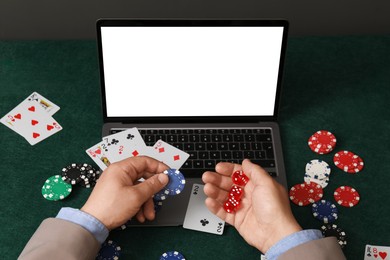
[308,130,337,155]
[347,155,364,174]
[333,151,361,173]
[334,186,360,207]
[289,182,323,206]
[306,181,324,203]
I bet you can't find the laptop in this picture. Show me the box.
[96,19,289,226]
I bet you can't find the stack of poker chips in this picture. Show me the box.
[41,163,101,201]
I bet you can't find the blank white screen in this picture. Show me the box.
[101,26,284,117]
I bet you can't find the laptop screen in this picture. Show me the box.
[97,20,288,121]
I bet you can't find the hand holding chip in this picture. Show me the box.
[202,159,302,253]
[81,156,169,230]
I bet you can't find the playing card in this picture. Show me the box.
[101,127,147,163]
[152,139,190,169]
[25,92,60,116]
[1,101,62,145]
[85,141,112,170]
[365,244,390,260]
[183,183,225,235]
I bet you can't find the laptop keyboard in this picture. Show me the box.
[110,128,276,178]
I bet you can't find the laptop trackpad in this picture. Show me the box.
[125,178,202,227]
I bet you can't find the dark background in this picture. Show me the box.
[1,0,390,39]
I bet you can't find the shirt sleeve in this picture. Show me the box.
[265,229,323,260]
[56,207,109,244]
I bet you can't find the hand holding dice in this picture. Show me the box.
[202,159,302,253]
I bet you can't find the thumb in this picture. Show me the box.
[242,159,273,185]
[132,173,169,202]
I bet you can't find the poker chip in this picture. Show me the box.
[334,185,360,207]
[312,200,338,223]
[154,188,170,201]
[79,164,100,188]
[41,175,72,201]
[304,174,330,189]
[154,198,163,213]
[308,130,337,154]
[321,224,347,248]
[163,169,186,196]
[333,150,364,173]
[96,240,121,260]
[289,182,323,206]
[305,159,331,180]
[160,250,186,260]
[61,163,83,185]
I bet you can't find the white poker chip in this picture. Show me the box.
[304,174,330,188]
[305,159,331,180]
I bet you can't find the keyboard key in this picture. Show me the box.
[206,143,217,150]
[221,151,232,159]
[193,160,204,168]
[212,134,222,142]
[200,134,211,142]
[245,134,255,142]
[228,143,240,150]
[240,143,250,150]
[178,135,188,142]
[232,151,243,159]
[184,143,195,151]
[223,134,233,142]
[166,135,177,142]
[243,151,255,159]
[210,151,221,159]
[255,151,266,159]
[188,151,198,159]
[252,160,275,168]
[256,134,272,142]
[205,160,215,168]
[198,152,209,159]
[217,143,229,150]
[195,143,206,150]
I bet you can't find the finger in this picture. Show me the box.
[242,159,273,185]
[136,209,146,223]
[115,156,169,182]
[205,197,235,226]
[143,198,156,221]
[202,171,232,191]
[131,173,169,203]
[215,162,242,177]
[204,183,229,204]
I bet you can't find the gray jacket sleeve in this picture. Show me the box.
[18,218,101,260]
[278,237,347,260]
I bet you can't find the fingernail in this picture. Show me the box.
[158,173,168,183]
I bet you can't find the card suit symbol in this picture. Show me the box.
[28,106,35,112]
[32,132,40,139]
[173,155,180,161]
[95,149,101,155]
[31,120,39,126]
[111,139,119,145]
[132,150,139,157]
[14,113,21,119]
[375,255,378,258]
[47,124,54,130]
[379,252,387,260]
[218,222,223,227]
[127,134,134,140]
[158,147,165,153]
[193,191,198,195]
[200,219,209,226]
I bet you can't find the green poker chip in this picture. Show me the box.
[41,175,72,201]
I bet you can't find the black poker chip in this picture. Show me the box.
[321,224,347,248]
[79,163,100,188]
[61,163,83,185]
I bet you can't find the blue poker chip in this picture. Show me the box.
[154,198,163,213]
[164,169,186,196]
[160,250,186,260]
[312,199,338,223]
[96,240,121,260]
[154,188,169,201]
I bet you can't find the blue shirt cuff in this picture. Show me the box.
[265,229,323,260]
[56,207,109,244]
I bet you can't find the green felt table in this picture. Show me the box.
[1,35,390,259]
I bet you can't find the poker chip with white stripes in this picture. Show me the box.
[334,185,360,207]
[41,175,72,201]
[312,200,338,223]
[163,169,186,196]
[333,150,364,174]
[160,250,186,260]
[61,163,83,185]
[96,240,121,260]
[321,224,347,248]
[308,130,337,154]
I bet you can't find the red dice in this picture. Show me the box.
[232,170,249,187]
[223,197,241,213]
[229,185,243,201]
